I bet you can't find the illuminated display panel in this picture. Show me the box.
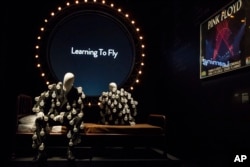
[200,0,250,79]
[35,1,145,102]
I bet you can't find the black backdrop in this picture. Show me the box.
[4,0,250,166]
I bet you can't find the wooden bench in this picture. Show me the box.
[12,94,167,159]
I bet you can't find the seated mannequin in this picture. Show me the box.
[31,72,86,163]
[98,82,138,125]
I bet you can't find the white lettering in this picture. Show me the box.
[234,154,247,162]
[71,47,118,59]
[202,58,229,67]
[207,0,242,30]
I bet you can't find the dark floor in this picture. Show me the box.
[9,146,181,167]
[9,145,247,167]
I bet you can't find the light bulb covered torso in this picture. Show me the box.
[31,72,86,162]
[98,82,138,125]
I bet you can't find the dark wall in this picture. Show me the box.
[166,0,250,164]
[4,0,250,165]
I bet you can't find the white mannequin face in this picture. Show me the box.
[63,72,75,92]
[109,82,117,92]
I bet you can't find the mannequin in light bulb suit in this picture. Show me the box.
[31,72,85,162]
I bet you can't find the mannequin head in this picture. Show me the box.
[63,72,75,92]
[109,82,117,92]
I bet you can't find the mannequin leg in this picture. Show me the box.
[65,114,84,161]
[32,116,50,163]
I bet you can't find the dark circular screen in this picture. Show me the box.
[47,11,135,97]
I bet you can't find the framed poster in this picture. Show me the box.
[200,0,250,79]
